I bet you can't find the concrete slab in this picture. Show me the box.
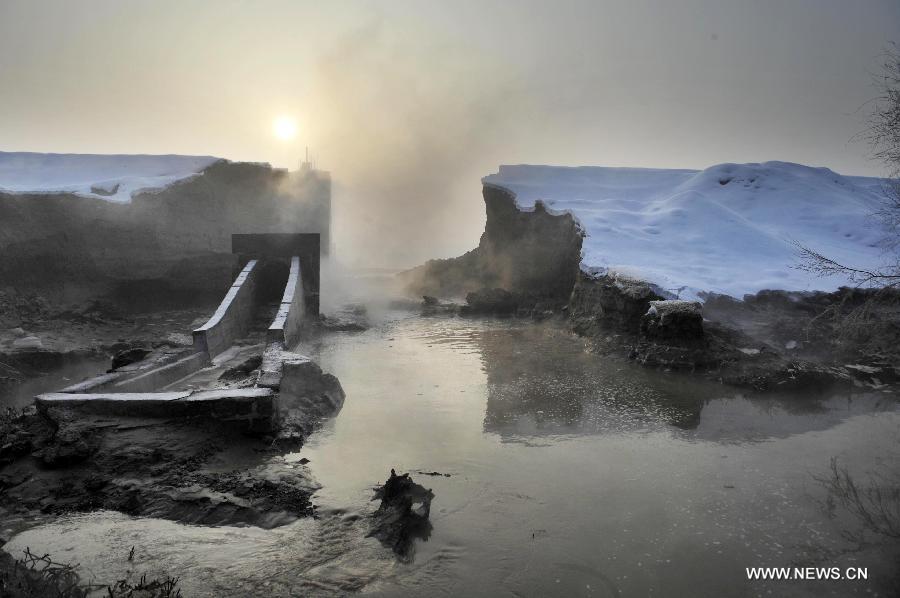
[110,351,210,393]
[38,392,190,403]
[36,387,277,432]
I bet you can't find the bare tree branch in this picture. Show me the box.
[796,45,900,288]
[792,241,900,288]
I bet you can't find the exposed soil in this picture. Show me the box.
[0,407,320,541]
[0,290,347,547]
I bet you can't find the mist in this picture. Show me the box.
[2,0,899,268]
[303,18,527,268]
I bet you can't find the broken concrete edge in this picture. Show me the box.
[36,387,277,432]
[258,340,286,389]
[192,258,259,358]
[258,339,317,391]
[267,256,305,347]
[38,387,273,403]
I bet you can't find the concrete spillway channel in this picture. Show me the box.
[36,256,313,432]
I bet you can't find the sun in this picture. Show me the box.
[273,115,297,141]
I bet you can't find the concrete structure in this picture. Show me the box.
[232,233,320,316]
[35,233,323,432]
[192,259,260,357]
[267,256,305,346]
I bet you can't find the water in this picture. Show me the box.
[0,354,111,410]
[7,313,899,597]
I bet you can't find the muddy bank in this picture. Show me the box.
[0,301,347,538]
[568,272,899,391]
[0,409,322,537]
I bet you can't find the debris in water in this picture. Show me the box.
[369,469,434,560]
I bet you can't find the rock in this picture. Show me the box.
[569,272,665,335]
[37,427,95,468]
[462,287,518,315]
[0,426,34,466]
[279,354,346,425]
[369,469,434,560]
[640,300,704,344]
[219,355,263,381]
[420,298,461,316]
[90,182,120,196]
[12,336,42,350]
[110,347,152,370]
[422,295,438,306]
[317,316,368,332]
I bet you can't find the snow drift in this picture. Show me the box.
[483,162,891,299]
[0,152,221,203]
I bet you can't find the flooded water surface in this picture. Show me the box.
[8,313,899,597]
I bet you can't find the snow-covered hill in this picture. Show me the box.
[483,162,891,299]
[0,152,221,203]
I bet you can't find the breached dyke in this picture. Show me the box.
[400,183,584,310]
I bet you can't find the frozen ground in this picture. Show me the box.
[0,152,221,203]
[484,162,892,299]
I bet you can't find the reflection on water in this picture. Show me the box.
[476,323,714,436]
[7,313,899,597]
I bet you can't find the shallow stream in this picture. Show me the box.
[7,312,899,597]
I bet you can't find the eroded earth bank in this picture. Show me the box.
[403,183,900,393]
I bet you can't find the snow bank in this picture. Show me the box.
[483,162,891,299]
[0,152,221,203]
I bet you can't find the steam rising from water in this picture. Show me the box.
[305,19,526,269]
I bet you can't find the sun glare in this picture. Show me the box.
[273,115,297,140]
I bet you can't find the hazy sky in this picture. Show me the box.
[2,0,898,265]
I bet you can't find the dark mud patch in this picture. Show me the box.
[0,409,320,536]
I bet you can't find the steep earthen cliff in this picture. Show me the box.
[400,183,584,307]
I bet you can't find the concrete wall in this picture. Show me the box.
[267,256,305,347]
[193,259,259,357]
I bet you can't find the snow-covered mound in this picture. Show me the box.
[0,152,221,203]
[483,162,891,299]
